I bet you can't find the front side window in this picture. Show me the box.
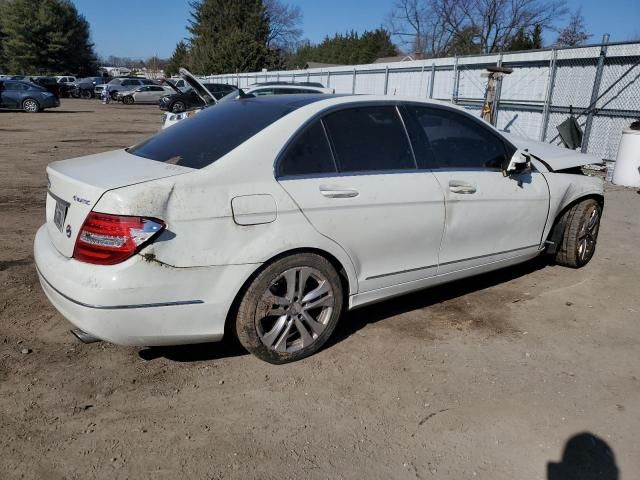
[405,106,509,170]
[122,80,137,86]
[278,122,336,177]
[323,106,415,173]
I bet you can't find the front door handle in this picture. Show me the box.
[319,185,359,198]
[448,180,477,194]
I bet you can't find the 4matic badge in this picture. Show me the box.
[73,195,91,205]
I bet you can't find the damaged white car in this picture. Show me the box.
[35,95,604,363]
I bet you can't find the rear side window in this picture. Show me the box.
[405,106,509,170]
[278,122,336,177]
[323,106,415,173]
[129,96,324,169]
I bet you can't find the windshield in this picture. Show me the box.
[128,95,326,169]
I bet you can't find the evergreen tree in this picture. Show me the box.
[505,24,543,51]
[166,41,190,76]
[187,0,271,74]
[1,0,96,75]
[289,29,397,68]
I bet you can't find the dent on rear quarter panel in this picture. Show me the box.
[94,171,359,293]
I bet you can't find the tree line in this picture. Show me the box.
[0,0,595,78]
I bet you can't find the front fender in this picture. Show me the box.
[542,172,604,242]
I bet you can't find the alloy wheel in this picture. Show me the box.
[23,99,38,112]
[255,267,335,353]
[577,205,599,263]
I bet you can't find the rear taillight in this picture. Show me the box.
[73,212,165,265]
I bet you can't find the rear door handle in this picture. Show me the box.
[448,180,477,194]
[319,185,359,198]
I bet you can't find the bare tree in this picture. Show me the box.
[389,0,567,56]
[387,0,455,57]
[555,9,591,47]
[264,0,303,51]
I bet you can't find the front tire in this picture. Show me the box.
[22,98,40,113]
[235,253,344,364]
[555,199,602,268]
[80,89,92,99]
[122,96,134,105]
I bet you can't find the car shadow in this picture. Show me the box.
[141,256,551,363]
[328,255,551,347]
[138,336,248,363]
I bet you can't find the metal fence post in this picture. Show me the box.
[539,49,558,141]
[429,63,436,98]
[582,33,610,153]
[383,65,389,95]
[327,71,331,88]
[351,68,357,94]
[452,56,459,103]
[490,53,504,126]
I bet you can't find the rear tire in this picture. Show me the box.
[555,199,602,268]
[80,89,92,99]
[235,253,344,364]
[22,98,40,112]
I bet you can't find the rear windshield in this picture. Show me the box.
[128,95,326,169]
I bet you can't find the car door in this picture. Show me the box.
[1,81,26,108]
[277,105,446,293]
[134,86,152,102]
[403,104,549,274]
[147,86,167,102]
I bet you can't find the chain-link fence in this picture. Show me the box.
[207,39,640,161]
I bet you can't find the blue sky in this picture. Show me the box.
[71,0,640,60]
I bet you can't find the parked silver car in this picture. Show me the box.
[116,85,177,104]
[95,78,158,100]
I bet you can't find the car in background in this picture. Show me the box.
[31,76,63,98]
[0,79,60,112]
[71,77,110,99]
[116,85,177,104]
[55,76,77,97]
[95,78,159,100]
[161,81,333,129]
[158,82,236,113]
[35,94,605,363]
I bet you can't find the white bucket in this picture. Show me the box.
[612,129,640,187]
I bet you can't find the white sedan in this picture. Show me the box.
[161,83,334,129]
[35,95,604,364]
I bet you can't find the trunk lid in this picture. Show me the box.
[45,149,192,257]
[179,67,217,106]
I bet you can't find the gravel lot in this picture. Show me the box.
[1,99,639,479]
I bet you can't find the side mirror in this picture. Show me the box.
[504,149,531,176]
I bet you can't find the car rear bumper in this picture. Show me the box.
[34,224,258,346]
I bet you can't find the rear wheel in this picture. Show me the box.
[80,89,92,99]
[22,98,40,113]
[555,199,602,268]
[235,253,343,364]
[171,101,186,113]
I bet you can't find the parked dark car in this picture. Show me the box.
[31,76,63,98]
[158,83,237,112]
[0,80,60,112]
[71,76,110,98]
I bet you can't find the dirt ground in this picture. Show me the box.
[0,99,639,480]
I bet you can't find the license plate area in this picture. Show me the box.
[51,193,70,232]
